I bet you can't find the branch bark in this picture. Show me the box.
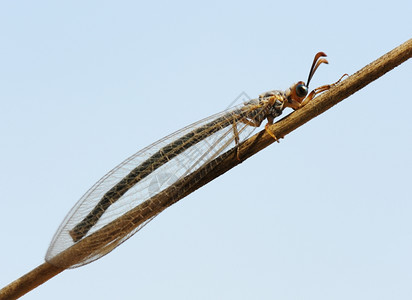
[1,38,411,300]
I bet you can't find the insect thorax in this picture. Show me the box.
[258,90,285,118]
[243,91,284,125]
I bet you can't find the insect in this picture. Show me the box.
[46,52,341,268]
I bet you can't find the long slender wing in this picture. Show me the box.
[46,99,270,268]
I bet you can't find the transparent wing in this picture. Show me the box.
[46,99,269,268]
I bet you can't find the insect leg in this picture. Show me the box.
[239,105,280,143]
[301,73,349,107]
[231,121,242,161]
[264,116,280,143]
[239,118,261,127]
[232,118,261,160]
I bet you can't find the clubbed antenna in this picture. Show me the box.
[307,52,329,87]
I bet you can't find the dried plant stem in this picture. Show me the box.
[1,38,411,300]
[0,262,63,300]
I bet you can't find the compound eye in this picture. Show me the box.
[296,84,308,98]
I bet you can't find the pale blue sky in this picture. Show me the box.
[1,1,411,299]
